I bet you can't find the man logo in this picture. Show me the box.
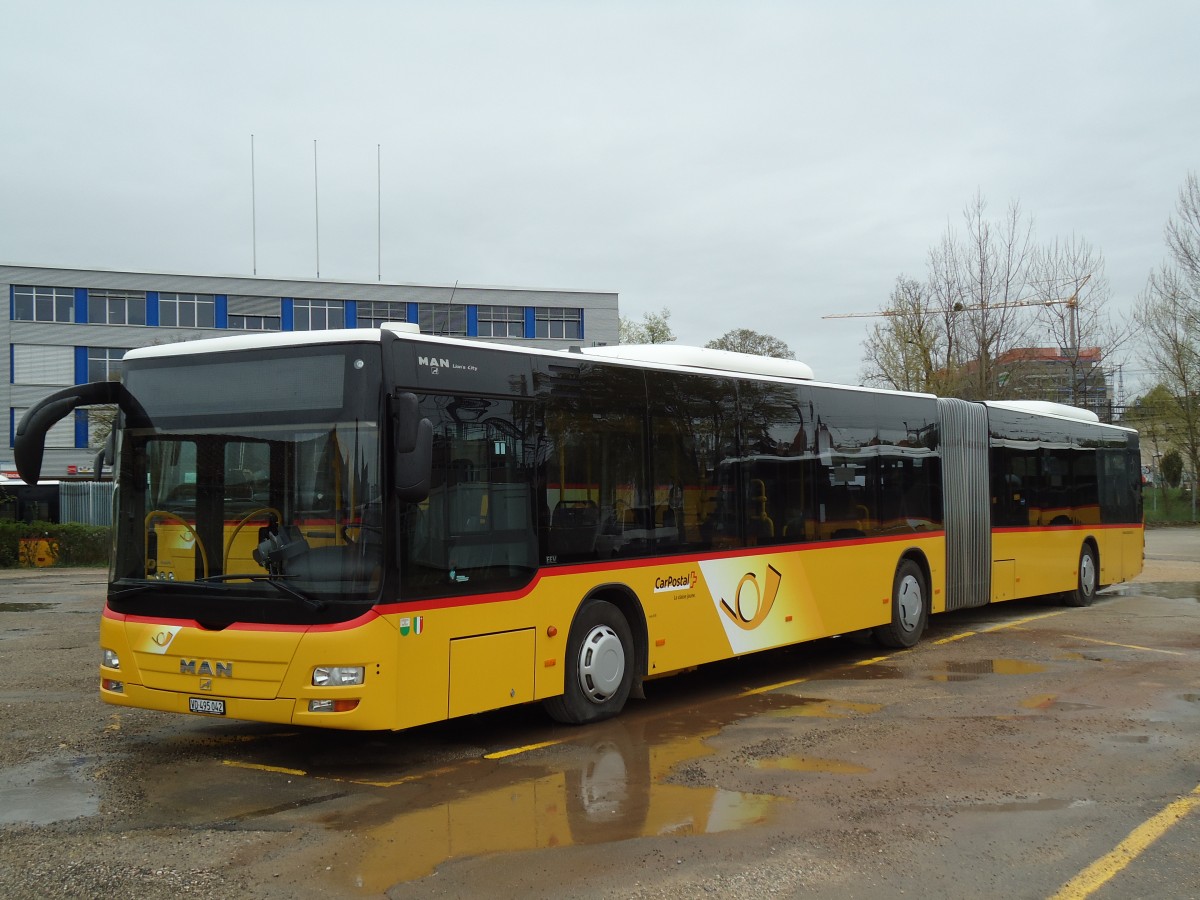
[180,660,234,678]
[418,356,450,369]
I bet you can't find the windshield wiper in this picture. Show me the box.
[195,573,328,611]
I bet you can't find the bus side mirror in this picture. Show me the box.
[396,418,432,504]
[94,431,116,482]
[394,392,420,454]
[393,392,431,503]
[15,382,142,485]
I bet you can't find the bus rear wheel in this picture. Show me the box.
[1063,544,1098,607]
[545,599,634,725]
[876,560,928,648]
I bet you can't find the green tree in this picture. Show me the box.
[619,307,675,344]
[1161,449,1183,488]
[705,328,794,359]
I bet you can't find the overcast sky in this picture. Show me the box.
[3,1,1197,390]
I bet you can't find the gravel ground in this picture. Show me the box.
[1,527,1197,899]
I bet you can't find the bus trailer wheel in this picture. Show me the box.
[876,559,928,649]
[544,599,634,725]
[1063,544,1098,607]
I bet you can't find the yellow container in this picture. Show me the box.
[18,538,58,567]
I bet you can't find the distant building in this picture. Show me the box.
[994,346,1113,419]
[3,264,619,479]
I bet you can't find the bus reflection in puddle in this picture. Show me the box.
[306,708,806,890]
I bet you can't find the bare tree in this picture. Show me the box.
[1022,237,1131,414]
[1135,174,1200,484]
[953,193,1039,399]
[706,328,794,359]
[861,193,1042,399]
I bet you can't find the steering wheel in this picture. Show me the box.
[145,510,210,579]
[223,507,284,572]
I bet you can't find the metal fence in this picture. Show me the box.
[58,481,114,527]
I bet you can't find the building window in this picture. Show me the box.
[87,347,128,382]
[417,303,467,336]
[357,300,407,329]
[477,305,526,338]
[227,295,281,331]
[535,307,582,340]
[12,345,74,385]
[227,314,281,331]
[159,293,216,328]
[87,289,146,325]
[293,298,345,331]
[12,286,75,323]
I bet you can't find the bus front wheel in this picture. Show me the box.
[1063,544,1098,607]
[545,599,634,725]
[876,560,928,648]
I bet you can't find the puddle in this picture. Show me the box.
[761,699,884,719]
[929,659,1048,682]
[304,712,795,890]
[0,756,99,825]
[0,602,57,612]
[755,756,872,775]
[165,690,834,890]
[1112,582,1200,601]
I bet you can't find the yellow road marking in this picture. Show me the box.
[343,763,465,787]
[853,655,891,667]
[934,631,977,645]
[742,677,808,697]
[483,739,562,760]
[983,610,1066,632]
[1049,783,1200,899]
[222,759,306,776]
[1063,634,1184,656]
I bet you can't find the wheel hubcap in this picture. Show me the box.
[577,624,625,704]
[1080,553,1096,596]
[896,574,923,632]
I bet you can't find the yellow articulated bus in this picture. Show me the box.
[14,327,1143,731]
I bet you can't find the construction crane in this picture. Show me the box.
[823,274,1092,353]
[822,288,1083,319]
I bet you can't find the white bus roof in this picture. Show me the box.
[984,400,1100,424]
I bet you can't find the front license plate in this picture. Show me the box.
[188,697,226,716]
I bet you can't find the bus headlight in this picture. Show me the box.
[312,666,365,686]
[102,648,120,669]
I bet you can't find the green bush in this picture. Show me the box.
[1160,450,1183,489]
[0,521,112,568]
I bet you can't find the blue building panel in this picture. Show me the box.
[74,346,89,385]
[146,291,160,327]
[524,307,536,339]
[281,298,294,331]
[74,288,88,324]
[215,295,228,329]
[466,306,478,337]
[345,300,357,329]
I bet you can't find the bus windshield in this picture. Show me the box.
[109,346,385,621]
